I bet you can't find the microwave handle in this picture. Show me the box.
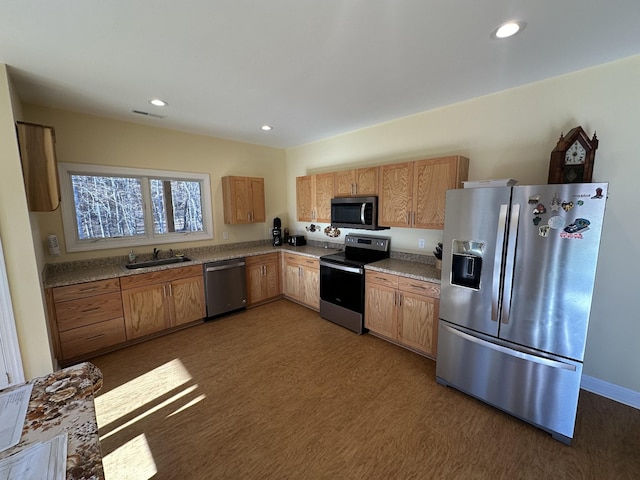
[360,203,366,224]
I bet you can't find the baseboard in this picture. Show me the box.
[581,374,640,409]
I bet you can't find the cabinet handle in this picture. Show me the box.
[406,212,410,225]
[169,284,173,296]
[77,287,99,293]
[163,285,167,297]
[399,293,403,307]
[412,211,415,226]
[410,283,425,290]
[85,334,105,341]
[394,292,397,306]
[81,307,101,313]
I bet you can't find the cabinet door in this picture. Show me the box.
[302,264,320,310]
[122,284,169,339]
[296,176,313,222]
[398,290,438,356]
[365,282,397,339]
[354,167,378,195]
[413,157,457,229]
[334,170,356,196]
[222,176,250,224]
[284,261,304,302]
[171,276,206,326]
[246,261,266,305]
[264,256,280,300]
[249,177,266,223]
[378,162,413,227]
[314,173,334,222]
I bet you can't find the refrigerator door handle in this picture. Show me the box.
[492,204,509,321]
[441,323,577,371]
[501,203,520,325]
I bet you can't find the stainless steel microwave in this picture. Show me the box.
[330,196,388,230]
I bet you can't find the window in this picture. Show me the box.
[59,163,213,252]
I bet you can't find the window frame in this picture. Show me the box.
[58,162,213,252]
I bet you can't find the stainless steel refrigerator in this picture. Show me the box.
[436,183,608,444]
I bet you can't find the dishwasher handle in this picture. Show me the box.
[205,261,246,272]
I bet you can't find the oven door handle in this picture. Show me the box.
[320,260,363,275]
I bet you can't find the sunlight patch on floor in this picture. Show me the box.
[99,385,200,441]
[102,433,157,480]
[95,358,192,426]
[167,393,206,417]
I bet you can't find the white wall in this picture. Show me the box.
[23,106,288,263]
[0,65,54,379]
[285,55,640,393]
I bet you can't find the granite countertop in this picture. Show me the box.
[43,243,338,288]
[44,241,441,288]
[366,258,442,284]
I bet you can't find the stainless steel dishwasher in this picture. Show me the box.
[203,258,247,318]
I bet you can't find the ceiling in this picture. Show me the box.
[2,1,640,149]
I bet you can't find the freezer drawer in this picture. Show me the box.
[436,320,582,444]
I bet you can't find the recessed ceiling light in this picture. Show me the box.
[491,21,526,39]
[149,98,168,107]
[261,125,273,131]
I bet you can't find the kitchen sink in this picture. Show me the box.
[125,256,191,269]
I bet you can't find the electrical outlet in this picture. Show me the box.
[223,231,229,240]
[418,239,425,249]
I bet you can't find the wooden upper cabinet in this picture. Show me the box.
[378,156,469,229]
[378,162,413,227]
[295,173,334,222]
[314,173,334,222]
[296,175,313,222]
[334,167,378,196]
[16,121,61,212]
[413,156,468,229]
[222,176,266,224]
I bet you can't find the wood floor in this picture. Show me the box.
[90,299,640,480]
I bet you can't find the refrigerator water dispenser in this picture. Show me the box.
[451,240,484,289]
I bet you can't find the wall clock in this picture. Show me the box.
[548,126,598,184]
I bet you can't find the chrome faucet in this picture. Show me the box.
[153,248,161,259]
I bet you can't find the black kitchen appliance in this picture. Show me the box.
[320,234,390,334]
[272,217,282,247]
[288,235,306,246]
[330,196,388,230]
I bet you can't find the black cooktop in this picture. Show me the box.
[320,234,390,267]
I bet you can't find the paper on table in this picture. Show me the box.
[0,432,67,480]
[0,384,33,453]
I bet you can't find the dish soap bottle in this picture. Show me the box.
[128,250,136,264]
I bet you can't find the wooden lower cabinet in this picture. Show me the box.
[365,271,439,358]
[282,253,319,310]
[246,253,281,306]
[49,278,127,363]
[120,265,205,340]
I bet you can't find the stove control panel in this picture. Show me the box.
[344,234,390,252]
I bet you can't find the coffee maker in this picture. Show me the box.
[272,217,282,246]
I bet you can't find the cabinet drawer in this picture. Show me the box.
[398,277,440,298]
[52,278,121,302]
[246,253,278,266]
[59,317,127,359]
[55,292,124,331]
[366,271,398,288]
[120,265,203,289]
[283,254,318,269]
[300,257,319,269]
